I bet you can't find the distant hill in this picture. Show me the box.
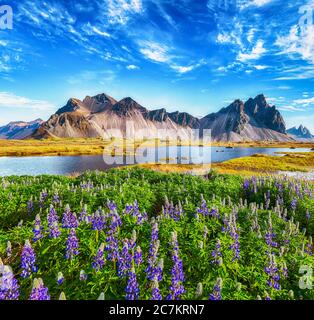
[0,119,43,140]
[287,125,314,141]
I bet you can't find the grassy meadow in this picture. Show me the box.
[0,168,313,300]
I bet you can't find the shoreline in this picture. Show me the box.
[0,138,314,157]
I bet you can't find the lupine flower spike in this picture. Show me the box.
[209,278,222,300]
[21,240,37,278]
[125,267,140,300]
[0,260,20,300]
[29,278,50,300]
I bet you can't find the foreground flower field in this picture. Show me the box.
[0,168,313,300]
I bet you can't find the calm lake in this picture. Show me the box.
[0,146,311,176]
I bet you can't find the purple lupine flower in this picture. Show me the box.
[146,222,160,281]
[79,204,88,223]
[281,262,288,279]
[124,201,148,225]
[156,259,164,282]
[265,216,277,248]
[243,180,250,191]
[53,193,60,204]
[57,272,64,285]
[163,198,183,221]
[47,205,60,238]
[0,263,20,300]
[50,221,61,239]
[209,278,222,300]
[124,200,139,216]
[197,196,209,216]
[290,198,297,211]
[211,240,222,265]
[47,205,58,226]
[125,268,140,300]
[33,214,43,242]
[167,231,185,300]
[92,243,105,272]
[29,278,50,300]
[79,270,87,281]
[118,239,132,278]
[306,210,311,221]
[265,292,271,300]
[105,213,122,262]
[229,225,240,261]
[6,241,12,258]
[21,240,37,278]
[62,205,78,229]
[197,196,220,218]
[305,239,313,256]
[151,276,162,300]
[134,246,143,266]
[80,181,94,190]
[264,253,280,290]
[27,198,33,214]
[107,200,118,212]
[90,210,105,231]
[39,191,48,208]
[129,230,137,250]
[65,229,79,260]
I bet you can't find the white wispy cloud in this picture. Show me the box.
[139,41,170,63]
[237,40,266,62]
[293,97,314,105]
[277,105,304,112]
[239,0,273,9]
[276,24,314,64]
[0,40,8,47]
[277,86,291,90]
[126,64,140,70]
[82,23,111,38]
[216,21,244,49]
[0,92,56,111]
[170,65,196,74]
[107,0,143,25]
[254,65,269,70]
[274,66,314,80]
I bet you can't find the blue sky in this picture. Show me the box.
[1,0,314,130]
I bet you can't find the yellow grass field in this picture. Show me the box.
[137,152,314,176]
[1,138,314,157]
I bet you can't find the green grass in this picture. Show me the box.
[0,168,313,300]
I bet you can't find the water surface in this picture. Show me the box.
[0,146,311,176]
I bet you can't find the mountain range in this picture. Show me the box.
[287,125,314,141]
[0,119,43,140]
[0,93,311,142]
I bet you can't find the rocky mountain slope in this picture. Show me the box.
[200,94,291,142]
[0,119,43,140]
[32,94,199,140]
[3,93,294,142]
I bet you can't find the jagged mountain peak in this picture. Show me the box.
[56,98,87,115]
[83,93,117,113]
[111,97,148,116]
[222,99,244,112]
[287,125,313,139]
[90,93,116,104]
